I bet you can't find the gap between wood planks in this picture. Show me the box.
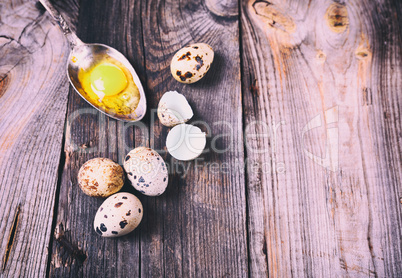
[237,0,254,277]
[45,100,70,277]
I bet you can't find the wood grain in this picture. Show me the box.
[241,0,402,277]
[0,1,71,277]
[49,0,146,276]
[139,0,248,277]
[50,0,248,277]
[1,0,401,277]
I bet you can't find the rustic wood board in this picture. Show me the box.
[139,1,247,277]
[0,1,73,277]
[49,0,146,276]
[241,0,401,277]
[0,0,401,277]
[49,0,248,277]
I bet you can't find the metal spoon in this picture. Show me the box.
[39,0,146,122]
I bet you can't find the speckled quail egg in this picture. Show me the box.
[157,91,193,127]
[77,158,124,197]
[123,147,168,196]
[94,192,143,237]
[170,43,214,84]
[166,124,206,161]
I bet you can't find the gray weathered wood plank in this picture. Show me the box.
[49,0,248,277]
[49,0,146,276]
[0,1,71,277]
[2,0,401,276]
[241,0,402,276]
[139,0,248,277]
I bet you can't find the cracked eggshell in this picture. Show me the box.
[78,158,124,197]
[170,43,214,84]
[94,192,143,237]
[166,124,206,161]
[123,147,168,196]
[157,91,193,127]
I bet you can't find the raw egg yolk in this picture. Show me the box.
[90,63,128,96]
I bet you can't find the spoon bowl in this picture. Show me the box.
[40,0,146,122]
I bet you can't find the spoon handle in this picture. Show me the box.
[39,0,83,48]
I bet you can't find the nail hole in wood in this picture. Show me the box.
[316,51,326,63]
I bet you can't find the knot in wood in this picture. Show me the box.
[252,0,296,34]
[355,48,371,60]
[325,3,349,33]
[0,74,10,98]
[205,0,238,19]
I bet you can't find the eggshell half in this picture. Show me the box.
[157,91,193,127]
[166,124,206,161]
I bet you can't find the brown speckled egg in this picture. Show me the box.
[94,192,143,237]
[124,147,168,196]
[170,43,214,84]
[78,158,124,197]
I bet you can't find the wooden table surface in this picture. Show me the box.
[1,0,401,277]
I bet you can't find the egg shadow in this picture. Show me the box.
[116,180,157,236]
[190,51,225,89]
[120,170,184,236]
